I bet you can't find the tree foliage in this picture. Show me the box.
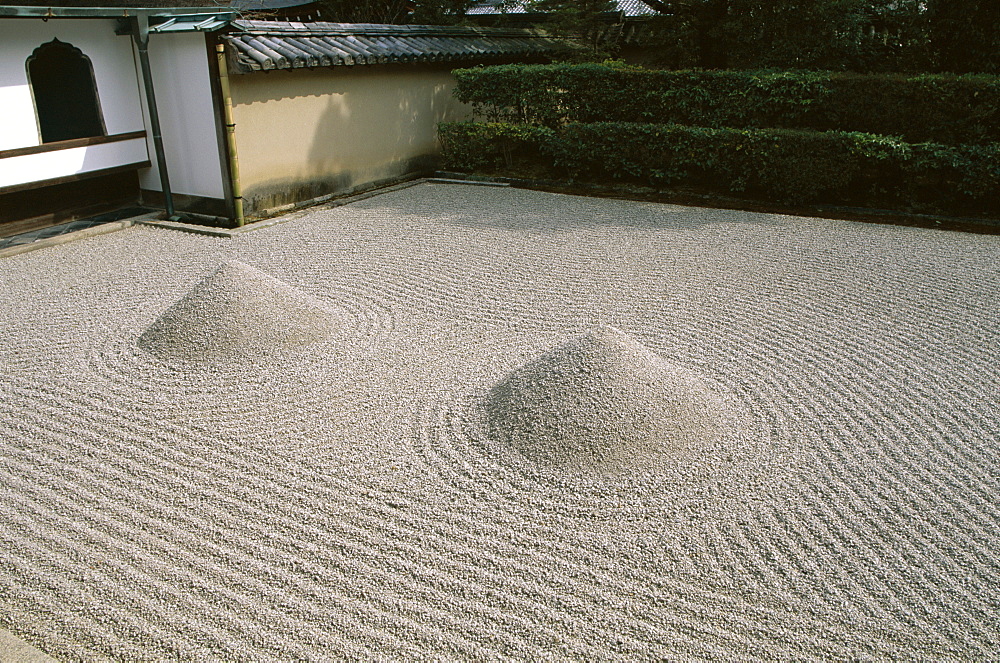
[926,0,1000,74]
[635,0,999,73]
[639,1,865,70]
[411,0,478,24]
[313,0,474,24]
[525,0,616,55]
[314,0,997,72]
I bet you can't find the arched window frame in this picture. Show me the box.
[26,38,107,144]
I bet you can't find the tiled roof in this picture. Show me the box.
[224,19,561,72]
[468,0,658,17]
[617,0,660,15]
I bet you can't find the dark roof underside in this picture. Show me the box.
[225,19,561,72]
[6,0,309,8]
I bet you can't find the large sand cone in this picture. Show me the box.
[138,261,346,363]
[485,326,726,474]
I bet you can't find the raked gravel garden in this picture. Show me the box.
[1,181,998,660]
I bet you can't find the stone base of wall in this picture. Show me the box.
[140,189,231,223]
[241,154,438,219]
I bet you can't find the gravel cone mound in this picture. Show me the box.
[138,260,345,363]
[485,325,728,474]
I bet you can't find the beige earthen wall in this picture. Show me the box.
[229,65,471,216]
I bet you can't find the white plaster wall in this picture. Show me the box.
[0,138,149,189]
[137,31,226,199]
[0,18,145,151]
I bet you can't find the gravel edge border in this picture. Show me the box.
[0,213,160,261]
[0,178,511,257]
[137,179,436,238]
[433,171,1000,234]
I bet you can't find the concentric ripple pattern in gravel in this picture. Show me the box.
[1,182,998,660]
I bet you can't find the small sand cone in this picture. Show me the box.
[138,260,346,363]
[485,326,726,474]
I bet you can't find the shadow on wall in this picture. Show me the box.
[236,63,470,214]
[241,157,436,214]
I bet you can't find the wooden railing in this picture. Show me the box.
[0,130,150,194]
[0,130,147,160]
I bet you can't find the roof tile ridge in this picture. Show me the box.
[231,18,549,39]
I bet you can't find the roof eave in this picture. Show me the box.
[0,5,238,19]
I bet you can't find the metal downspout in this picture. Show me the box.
[215,42,244,226]
[132,13,176,219]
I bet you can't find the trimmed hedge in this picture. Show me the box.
[439,121,1000,216]
[453,64,1000,146]
[436,122,555,174]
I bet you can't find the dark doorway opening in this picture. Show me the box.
[27,39,105,143]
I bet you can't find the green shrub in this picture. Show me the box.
[816,73,1000,145]
[438,122,554,173]
[438,121,1000,216]
[548,123,864,203]
[452,65,1000,145]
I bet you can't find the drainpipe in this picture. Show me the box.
[132,13,177,219]
[215,42,244,226]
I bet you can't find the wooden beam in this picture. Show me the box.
[0,130,147,160]
[0,162,150,195]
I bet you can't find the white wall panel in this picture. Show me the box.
[0,18,145,151]
[137,31,226,199]
[0,137,149,189]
